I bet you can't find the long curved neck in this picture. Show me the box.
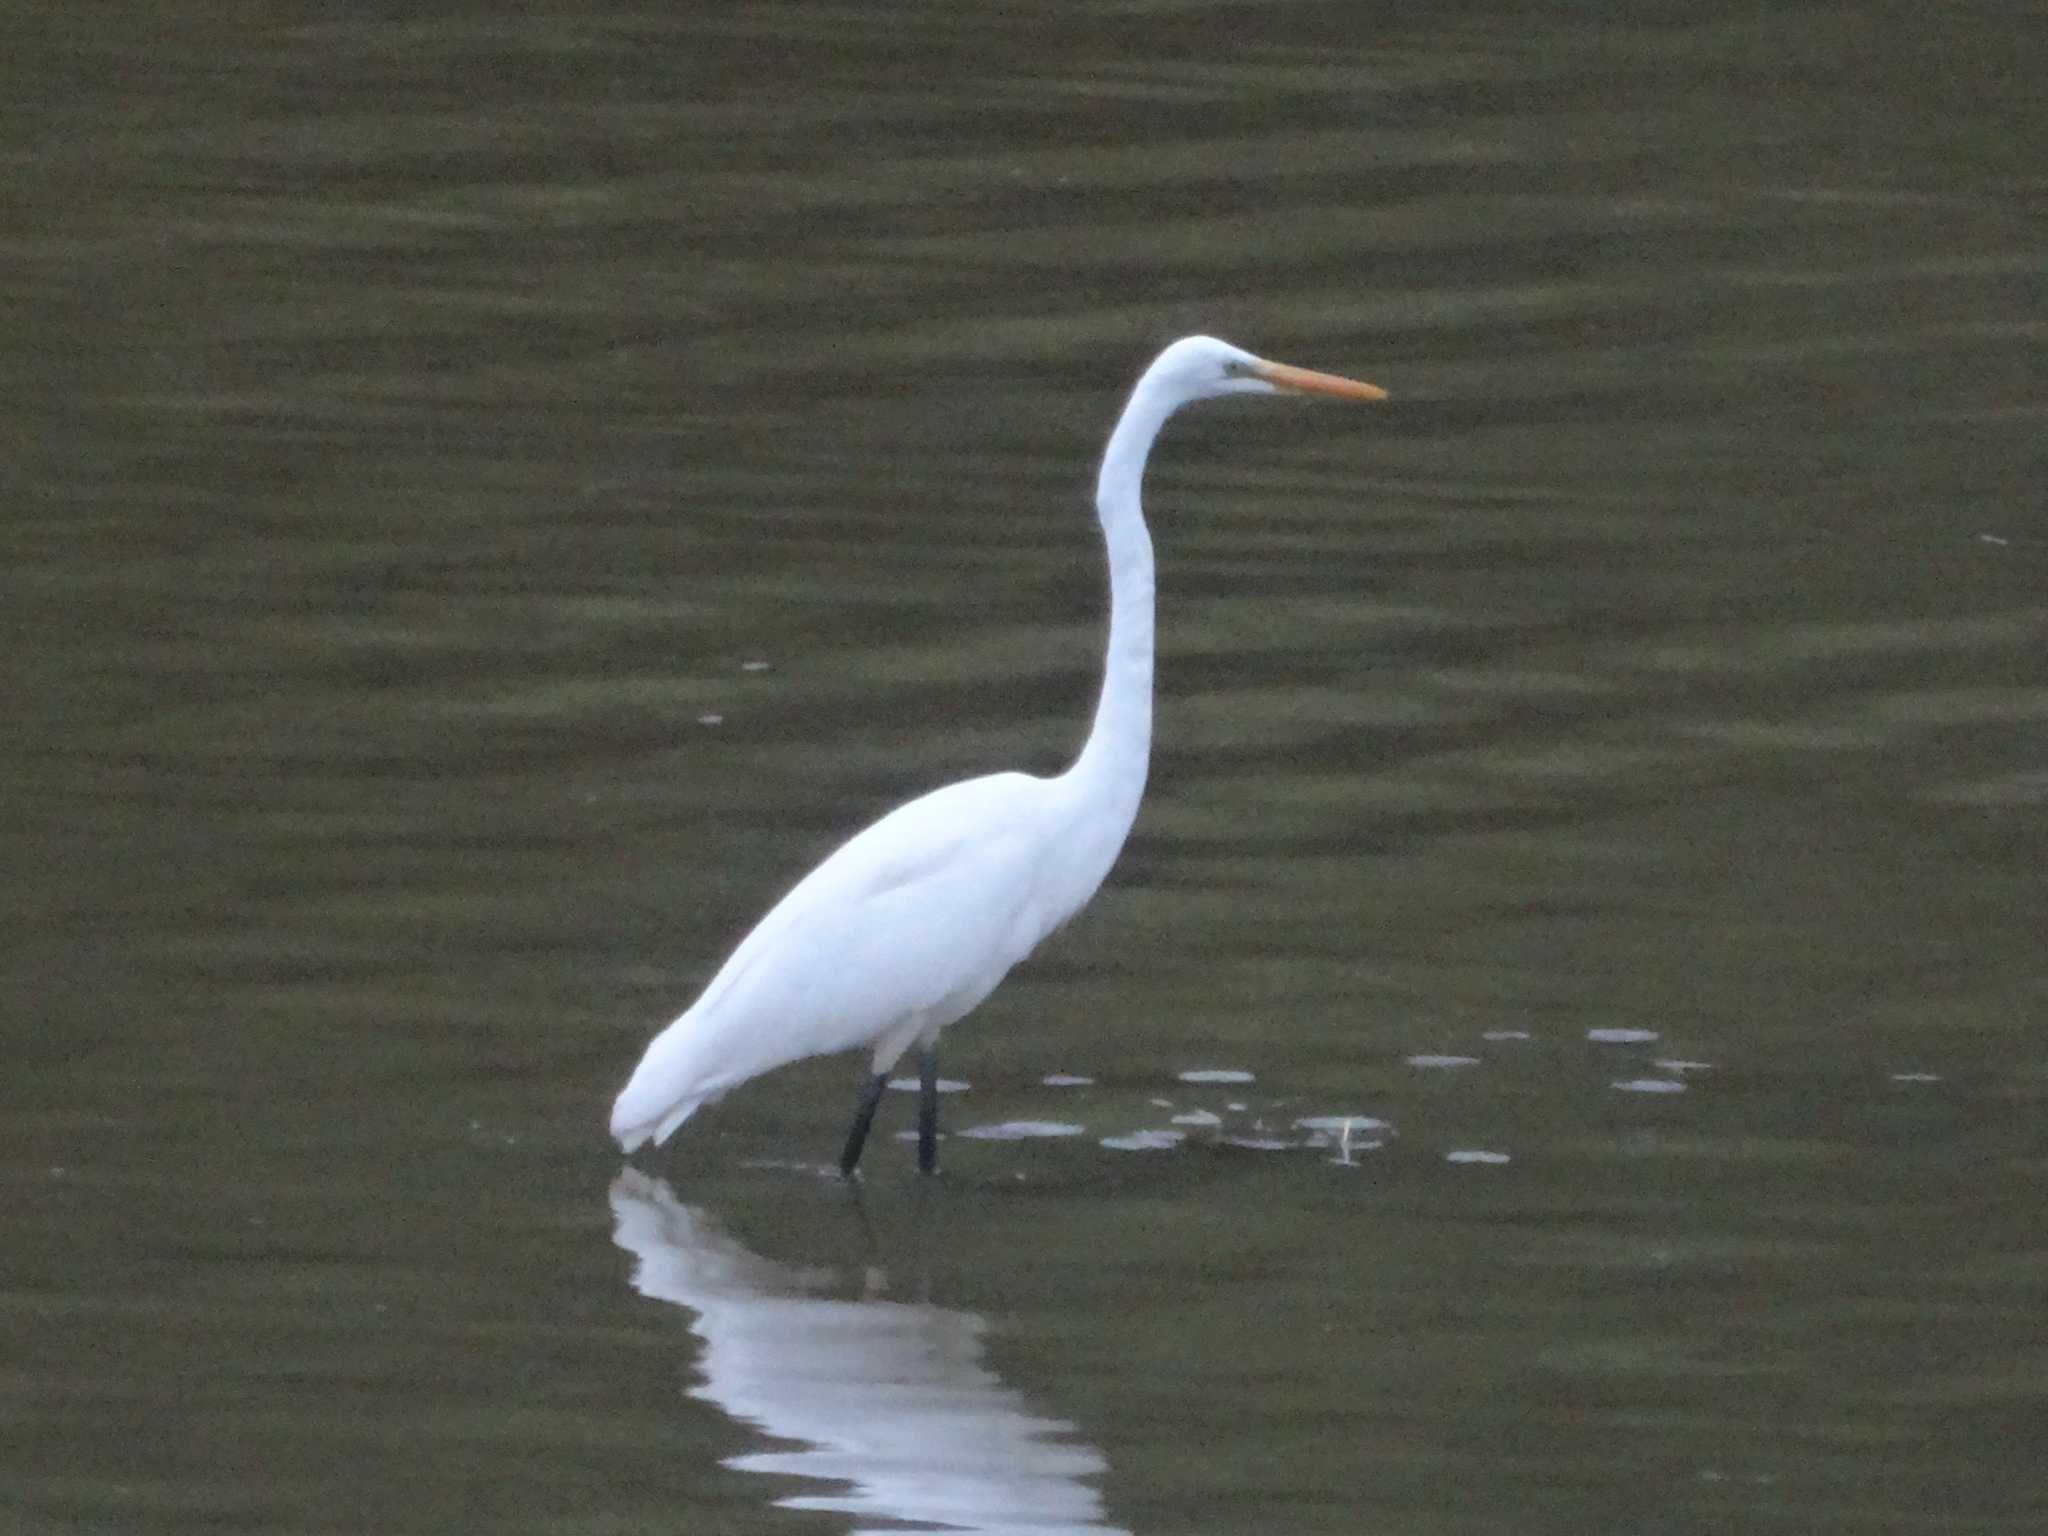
[1068,376,1177,821]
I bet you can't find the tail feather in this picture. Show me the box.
[610,1089,705,1154]
[610,1016,747,1152]
[610,983,825,1154]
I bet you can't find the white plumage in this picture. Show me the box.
[609,336,1384,1171]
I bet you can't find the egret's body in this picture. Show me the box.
[610,336,1384,1172]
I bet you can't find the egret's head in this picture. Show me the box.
[1146,334,1388,406]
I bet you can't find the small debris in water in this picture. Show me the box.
[1312,1116,1387,1165]
[1587,1027,1660,1044]
[1223,1134,1294,1151]
[1654,1059,1713,1073]
[1613,1078,1686,1094]
[1445,1149,1511,1164]
[957,1120,1083,1140]
[697,713,724,726]
[1294,1115,1389,1134]
[1101,1129,1184,1152]
[1482,1029,1531,1041]
[1407,1054,1480,1069]
[1170,1110,1222,1128]
[1041,1073,1094,1087]
[1890,1071,1942,1083]
[741,659,772,671]
[886,1076,970,1093]
[1177,1068,1255,1084]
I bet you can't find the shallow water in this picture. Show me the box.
[7,5,2045,1534]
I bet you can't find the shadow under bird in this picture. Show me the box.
[610,335,1386,1175]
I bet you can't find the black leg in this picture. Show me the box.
[917,1043,940,1175]
[840,1070,889,1178]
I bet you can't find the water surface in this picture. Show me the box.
[6,5,2043,1534]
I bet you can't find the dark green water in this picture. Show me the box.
[6,5,2044,1533]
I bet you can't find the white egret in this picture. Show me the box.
[610,335,1386,1174]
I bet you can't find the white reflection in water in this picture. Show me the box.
[1293,1116,1389,1134]
[956,1120,1085,1141]
[1099,1129,1183,1152]
[610,1171,1129,1536]
[1294,1116,1389,1166]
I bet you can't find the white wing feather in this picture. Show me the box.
[610,771,1072,1150]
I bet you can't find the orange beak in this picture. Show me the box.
[1250,358,1388,402]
